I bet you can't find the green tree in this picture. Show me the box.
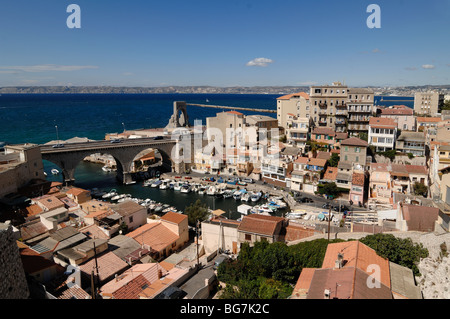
[184,199,209,227]
[413,182,428,196]
[327,153,340,167]
[358,132,368,142]
[317,182,340,198]
[359,234,428,276]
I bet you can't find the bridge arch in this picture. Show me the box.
[40,139,189,185]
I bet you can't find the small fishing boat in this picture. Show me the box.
[251,192,262,202]
[180,184,191,193]
[233,191,241,200]
[151,180,162,188]
[206,186,217,196]
[51,168,60,175]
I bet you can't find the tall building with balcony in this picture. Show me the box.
[285,116,310,151]
[276,92,310,130]
[347,88,375,137]
[368,118,397,152]
[414,91,444,116]
[309,82,348,130]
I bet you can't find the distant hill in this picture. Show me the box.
[0,85,448,95]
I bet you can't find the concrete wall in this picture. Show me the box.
[201,221,238,254]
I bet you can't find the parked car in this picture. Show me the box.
[322,203,331,209]
[52,143,65,148]
[110,138,121,143]
[213,255,229,270]
[242,177,254,184]
[153,136,163,140]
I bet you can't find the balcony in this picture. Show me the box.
[318,110,328,116]
[335,103,347,108]
[348,107,371,113]
[319,103,328,108]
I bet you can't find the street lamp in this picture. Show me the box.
[55,125,59,143]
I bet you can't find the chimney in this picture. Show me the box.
[335,253,344,269]
[324,289,331,299]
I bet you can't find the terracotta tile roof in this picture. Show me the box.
[161,211,188,225]
[79,224,110,240]
[306,267,392,299]
[238,214,284,237]
[401,204,440,232]
[370,163,390,172]
[35,195,65,211]
[323,167,338,181]
[404,165,427,175]
[369,117,397,128]
[19,244,63,274]
[316,151,331,160]
[25,204,43,218]
[294,156,309,164]
[66,187,89,196]
[56,284,91,299]
[312,127,336,136]
[352,172,365,186]
[335,132,348,140]
[284,224,315,242]
[292,268,316,298]
[381,107,413,116]
[340,137,369,147]
[416,117,441,123]
[307,158,327,167]
[79,251,128,283]
[321,241,391,289]
[277,92,309,100]
[227,110,243,116]
[126,222,179,252]
[112,201,144,217]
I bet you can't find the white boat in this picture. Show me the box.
[197,186,206,195]
[102,189,117,199]
[159,180,169,189]
[206,186,217,196]
[251,192,262,202]
[180,184,191,193]
[102,166,112,172]
[44,172,47,176]
[143,179,154,187]
[238,204,252,215]
[174,182,183,191]
[151,180,162,188]
[286,211,307,219]
[51,168,60,175]
[223,190,233,199]
[233,191,241,200]
[241,193,250,202]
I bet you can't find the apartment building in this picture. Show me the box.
[347,88,375,136]
[339,137,369,171]
[285,116,310,151]
[309,82,348,130]
[276,92,310,129]
[396,131,426,157]
[414,91,444,116]
[380,105,415,131]
[368,118,397,152]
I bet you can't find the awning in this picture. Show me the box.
[212,209,226,216]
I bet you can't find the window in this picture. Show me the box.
[355,147,360,153]
[245,234,252,241]
[129,216,133,223]
[355,156,359,162]
[345,155,348,161]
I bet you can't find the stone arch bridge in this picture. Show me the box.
[40,137,192,185]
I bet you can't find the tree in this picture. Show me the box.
[442,100,450,110]
[185,199,209,227]
[358,132,368,142]
[359,234,428,276]
[317,182,340,198]
[327,153,340,167]
[413,182,428,196]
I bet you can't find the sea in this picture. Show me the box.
[0,93,413,219]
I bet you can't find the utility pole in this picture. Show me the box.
[327,203,332,242]
[196,219,200,272]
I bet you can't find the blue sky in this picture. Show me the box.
[0,0,449,87]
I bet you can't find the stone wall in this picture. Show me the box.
[0,222,29,299]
